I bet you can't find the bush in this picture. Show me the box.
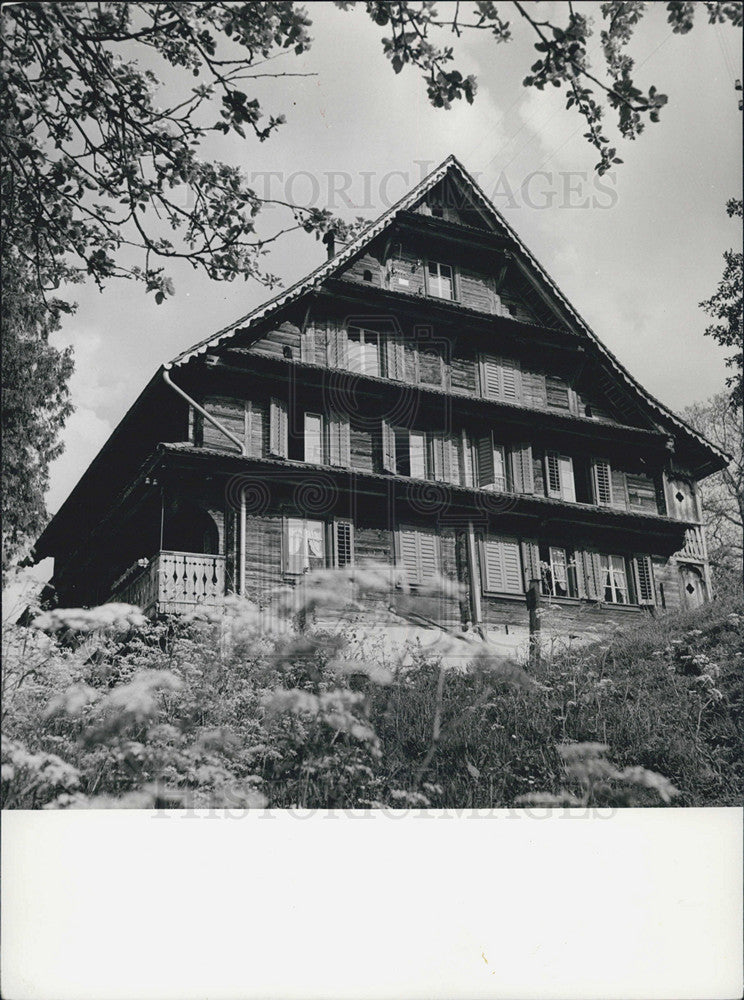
[2,570,742,809]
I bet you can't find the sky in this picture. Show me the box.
[42,1,743,529]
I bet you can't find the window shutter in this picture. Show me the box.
[300,324,316,363]
[480,355,522,402]
[384,333,405,381]
[500,357,521,402]
[481,539,506,593]
[592,460,614,506]
[447,436,461,485]
[269,397,288,457]
[432,434,457,483]
[399,528,419,583]
[633,555,655,605]
[520,540,540,590]
[545,451,562,498]
[580,550,600,600]
[381,420,396,473]
[476,433,495,488]
[511,444,534,494]
[574,553,587,599]
[399,527,437,585]
[328,410,350,467]
[335,521,354,568]
[418,531,438,583]
[481,355,501,398]
[327,323,348,368]
[546,376,570,410]
[482,536,522,594]
[461,430,473,487]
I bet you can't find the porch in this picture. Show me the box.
[110,550,227,615]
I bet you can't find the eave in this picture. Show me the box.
[158,443,693,554]
[199,351,674,456]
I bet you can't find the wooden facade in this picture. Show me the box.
[34,157,727,639]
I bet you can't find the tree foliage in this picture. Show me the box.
[682,394,744,591]
[699,199,744,409]
[343,0,742,174]
[1,257,74,577]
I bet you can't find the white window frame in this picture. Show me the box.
[283,518,327,575]
[425,260,456,300]
[599,553,630,604]
[545,451,576,502]
[347,326,381,377]
[541,546,579,599]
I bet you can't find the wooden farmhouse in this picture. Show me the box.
[33,156,728,644]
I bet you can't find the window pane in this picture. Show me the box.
[409,432,427,478]
[304,413,323,464]
[306,521,325,570]
[287,519,306,574]
[494,446,507,491]
[439,265,453,299]
[347,328,362,373]
[364,331,380,376]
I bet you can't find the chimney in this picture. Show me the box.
[322,230,335,259]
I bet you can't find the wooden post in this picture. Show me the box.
[526,578,542,667]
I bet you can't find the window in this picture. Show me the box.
[545,451,576,502]
[284,519,326,575]
[599,554,630,604]
[539,545,579,598]
[392,429,460,484]
[333,520,354,568]
[304,413,324,464]
[426,261,455,300]
[347,327,380,377]
[480,354,521,402]
[398,526,439,586]
[481,535,523,595]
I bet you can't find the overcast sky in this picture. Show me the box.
[45,2,742,522]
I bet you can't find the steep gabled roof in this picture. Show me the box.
[167,155,728,474]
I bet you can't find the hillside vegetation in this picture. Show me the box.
[2,571,742,810]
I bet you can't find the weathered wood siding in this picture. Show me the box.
[250,320,301,360]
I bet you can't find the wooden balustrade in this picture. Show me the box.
[110,551,226,614]
[678,525,706,563]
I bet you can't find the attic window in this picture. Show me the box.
[584,404,593,418]
[686,583,695,594]
[508,304,517,317]
[362,269,373,282]
[431,205,444,218]
[675,491,685,503]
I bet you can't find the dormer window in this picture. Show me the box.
[426,260,455,300]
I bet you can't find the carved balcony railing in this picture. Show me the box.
[677,525,706,563]
[110,551,226,614]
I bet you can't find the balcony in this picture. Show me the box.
[677,525,706,563]
[110,550,226,615]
